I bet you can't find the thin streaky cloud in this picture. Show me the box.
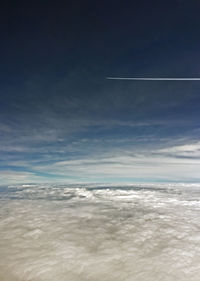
[106,77,200,81]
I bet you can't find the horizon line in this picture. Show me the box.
[106,77,200,81]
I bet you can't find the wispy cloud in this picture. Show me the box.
[1,72,200,184]
[0,170,39,184]
[157,142,200,158]
[2,139,198,184]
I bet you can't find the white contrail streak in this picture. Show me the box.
[106,77,200,81]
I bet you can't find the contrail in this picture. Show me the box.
[106,77,200,81]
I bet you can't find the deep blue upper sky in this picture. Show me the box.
[1,0,200,183]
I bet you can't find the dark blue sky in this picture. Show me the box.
[1,0,200,183]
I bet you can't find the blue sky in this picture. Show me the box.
[1,0,200,184]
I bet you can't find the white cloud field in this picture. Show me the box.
[0,183,200,281]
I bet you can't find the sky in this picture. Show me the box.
[1,0,200,184]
